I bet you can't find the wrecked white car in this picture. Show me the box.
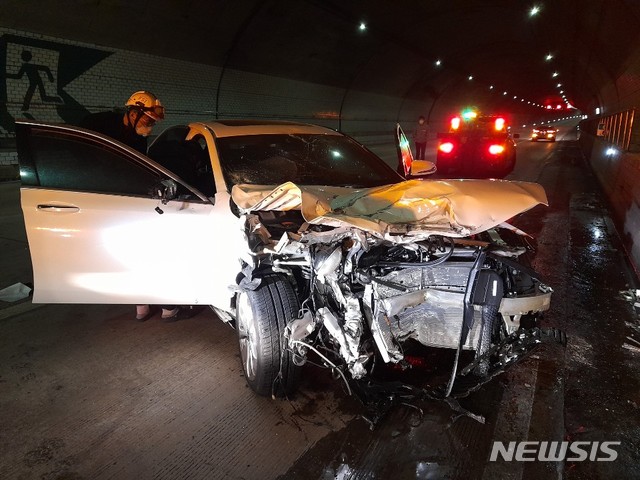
[16,120,564,416]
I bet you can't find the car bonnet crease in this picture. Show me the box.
[231,179,548,240]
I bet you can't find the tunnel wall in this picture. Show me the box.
[599,41,640,114]
[579,129,640,275]
[578,40,640,276]
[0,26,433,179]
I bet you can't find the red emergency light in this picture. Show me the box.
[488,144,505,155]
[439,142,455,153]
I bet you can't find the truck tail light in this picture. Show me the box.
[494,117,505,131]
[450,117,461,130]
[439,142,455,153]
[488,144,505,155]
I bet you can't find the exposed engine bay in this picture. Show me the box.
[231,180,566,424]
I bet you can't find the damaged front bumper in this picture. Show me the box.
[230,179,565,424]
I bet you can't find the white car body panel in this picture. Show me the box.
[21,188,243,307]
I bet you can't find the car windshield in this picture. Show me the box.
[216,133,402,189]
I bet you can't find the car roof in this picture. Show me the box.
[195,120,341,138]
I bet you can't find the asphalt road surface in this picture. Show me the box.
[1,122,639,479]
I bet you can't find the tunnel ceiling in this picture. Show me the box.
[2,0,640,113]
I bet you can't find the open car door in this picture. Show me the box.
[396,124,436,178]
[396,123,414,177]
[15,121,238,306]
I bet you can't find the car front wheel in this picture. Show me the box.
[236,275,301,397]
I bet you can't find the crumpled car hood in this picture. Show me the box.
[231,179,547,240]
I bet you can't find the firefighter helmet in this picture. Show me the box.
[125,91,165,121]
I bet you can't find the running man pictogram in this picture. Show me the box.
[5,49,61,111]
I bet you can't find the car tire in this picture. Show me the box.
[550,138,556,142]
[236,274,301,397]
[531,138,537,142]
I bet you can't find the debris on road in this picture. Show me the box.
[0,282,32,302]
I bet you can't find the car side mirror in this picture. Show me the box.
[410,160,437,177]
[513,133,520,139]
[151,179,178,205]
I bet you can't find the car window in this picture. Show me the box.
[27,130,161,196]
[215,133,402,189]
[148,127,216,197]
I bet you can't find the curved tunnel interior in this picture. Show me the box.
[1,0,639,131]
[1,2,640,480]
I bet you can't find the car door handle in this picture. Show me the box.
[37,204,80,213]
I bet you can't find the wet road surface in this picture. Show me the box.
[1,123,639,479]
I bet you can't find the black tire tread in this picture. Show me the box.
[241,275,301,397]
